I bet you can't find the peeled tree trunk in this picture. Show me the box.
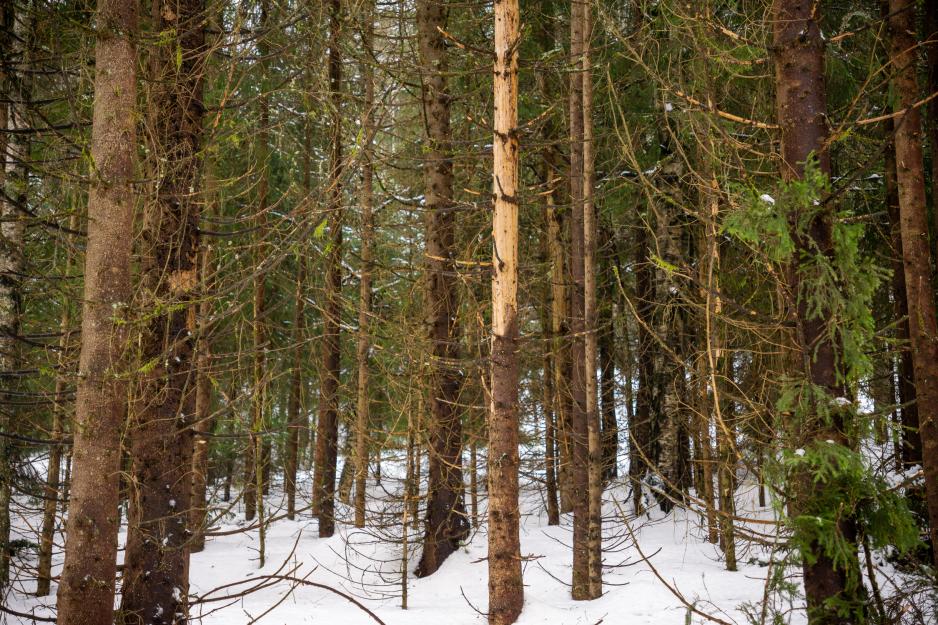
[772,1,864,620]
[414,0,468,577]
[119,0,206,620]
[488,1,523,622]
[887,0,938,567]
[55,0,138,620]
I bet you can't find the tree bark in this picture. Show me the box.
[313,0,343,538]
[887,0,938,568]
[774,1,864,620]
[414,0,468,577]
[488,0,523,620]
[354,0,375,530]
[120,0,206,619]
[55,0,138,619]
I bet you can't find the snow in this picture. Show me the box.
[5,462,781,625]
[759,194,775,205]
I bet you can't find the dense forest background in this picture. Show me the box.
[1,0,938,623]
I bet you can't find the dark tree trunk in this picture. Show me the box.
[119,0,206,620]
[887,0,938,568]
[631,223,655,515]
[414,0,468,577]
[773,2,864,621]
[313,0,343,538]
[55,0,138,619]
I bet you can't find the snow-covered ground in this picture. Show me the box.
[4,461,783,624]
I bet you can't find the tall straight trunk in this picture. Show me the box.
[580,1,602,597]
[354,0,375,530]
[285,120,313,519]
[546,168,573,514]
[191,220,215,554]
[541,275,560,526]
[120,0,205,618]
[488,0,523,620]
[0,2,27,587]
[568,0,592,600]
[415,0,468,577]
[55,0,138,619]
[773,2,863,620]
[599,319,617,482]
[313,0,343,538]
[888,0,938,567]
[883,114,921,466]
[631,224,655,515]
[37,212,79,595]
[925,0,938,251]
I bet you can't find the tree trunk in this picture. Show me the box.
[55,0,138,619]
[774,1,864,619]
[353,0,375,531]
[488,0,523,620]
[925,0,938,254]
[414,0,468,577]
[313,0,343,538]
[631,223,655,515]
[0,2,28,587]
[887,0,938,568]
[120,0,205,619]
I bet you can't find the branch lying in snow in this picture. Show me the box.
[612,496,738,625]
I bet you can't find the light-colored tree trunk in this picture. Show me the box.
[488,0,523,620]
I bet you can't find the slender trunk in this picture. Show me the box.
[488,0,523,619]
[285,119,313,519]
[580,2,602,597]
[599,319,617,483]
[353,0,375,531]
[884,115,921,467]
[120,0,205,618]
[0,2,28,587]
[191,224,215,554]
[313,0,343,538]
[415,0,468,577]
[888,0,938,568]
[568,0,592,600]
[37,213,79,595]
[774,2,863,619]
[55,0,138,618]
[541,291,560,525]
[631,224,655,515]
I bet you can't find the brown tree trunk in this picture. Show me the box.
[313,0,343,538]
[0,2,28,587]
[488,0,523,620]
[37,212,79,595]
[414,0,468,577]
[888,0,938,567]
[580,1,602,597]
[631,223,655,515]
[925,0,938,253]
[119,0,205,619]
[541,275,560,526]
[774,1,863,620]
[353,0,375,531]
[55,0,138,619]
[599,318,617,483]
[568,0,593,600]
[883,115,921,467]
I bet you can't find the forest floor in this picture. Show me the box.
[6,461,785,624]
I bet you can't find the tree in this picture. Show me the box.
[488,0,523,621]
[414,0,469,577]
[56,0,139,619]
[313,0,344,538]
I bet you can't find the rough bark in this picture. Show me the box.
[55,0,138,619]
[774,1,864,620]
[488,0,523,620]
[887,0,938,568]
[119,0,206,619]
[313,0,343,538]
[414,0,468,577]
